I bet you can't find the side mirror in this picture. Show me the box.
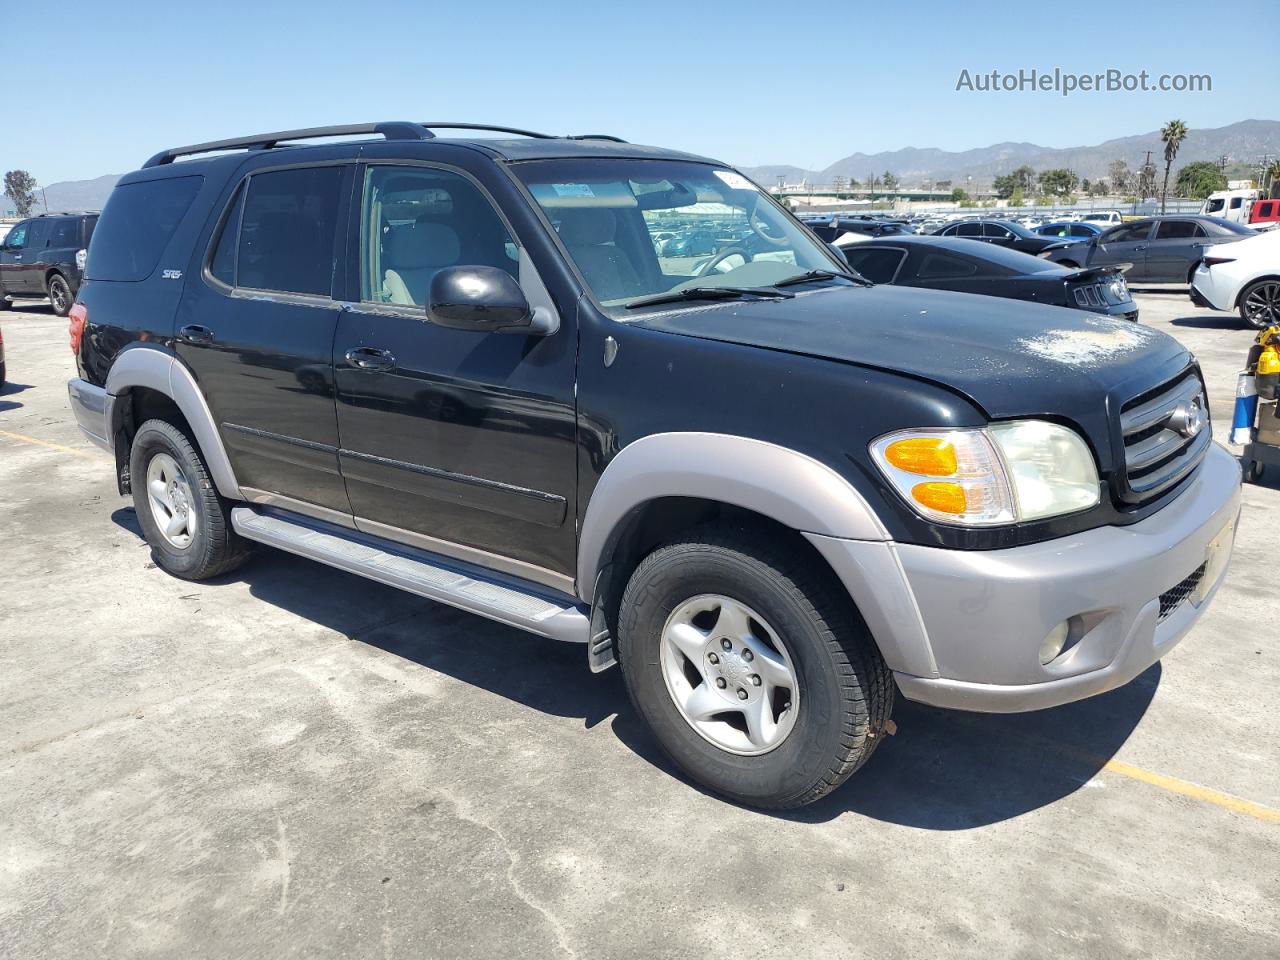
[427,265,545,334]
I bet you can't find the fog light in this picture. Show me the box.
[1039,621,1070,665]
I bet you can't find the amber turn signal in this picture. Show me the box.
[911,481,968,514]
[884,437,958,477]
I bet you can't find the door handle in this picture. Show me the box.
[179,324,215,344]
[1134,245,1146,251]
[345,346,396,371]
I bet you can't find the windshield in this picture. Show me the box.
[513,158,846,308]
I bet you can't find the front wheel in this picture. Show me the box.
[47,274,73,317]
[617,527,893,809]
[1239,279,1280,329]
[130,419,250,580]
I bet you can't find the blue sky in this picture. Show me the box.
[4,0,1275,185]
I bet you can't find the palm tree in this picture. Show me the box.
[1160,119,1188,213]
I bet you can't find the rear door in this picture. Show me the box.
[1145,219,1207,282]
[1093,221,1153,280]
[176,159,354,517]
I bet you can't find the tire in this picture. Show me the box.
[0,295,11,310]
[130,419,250,580]
[1243,460,1265,483]
[47,274,73,317]
[1239,279,1280,330]
[0,360,6,388]
[617,526,894,809]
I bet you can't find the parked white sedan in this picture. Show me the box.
[1190,228,1280,329]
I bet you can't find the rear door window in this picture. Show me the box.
[87,176,203,281]
[48,218,79,247]
[1155,220,1198,240]
[219,166,344,297]
[955,222,982,238]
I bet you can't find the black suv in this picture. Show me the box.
[0,213,98,315]
[67,122,1241,809]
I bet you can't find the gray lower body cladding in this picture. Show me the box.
[812,441,1242,712]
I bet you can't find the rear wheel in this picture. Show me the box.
[617,526,893,809]
[130,419,250,580]
[47,274,72,317]
[1240,279,1280,329]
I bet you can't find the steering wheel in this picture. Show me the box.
[749,201,790,247]
[697,247,751,277]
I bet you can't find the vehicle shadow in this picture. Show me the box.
[109,506,1158,829]
[1171,314,1247,330]
[0,380,34,413]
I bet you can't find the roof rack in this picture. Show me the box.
[143,121,627,167]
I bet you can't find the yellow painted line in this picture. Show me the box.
[1099,756,1280,824]
[0,428,110,462]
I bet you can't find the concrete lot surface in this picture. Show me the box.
[1,292,1277,959]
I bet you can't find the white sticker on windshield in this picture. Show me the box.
[552,183,595,198]
[713,170,758,191]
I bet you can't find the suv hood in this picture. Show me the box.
[632,284,1190,423]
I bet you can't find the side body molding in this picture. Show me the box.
[577,432,890,603]
[105,348,243,500]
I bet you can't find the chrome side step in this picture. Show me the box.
[230,506,590,644]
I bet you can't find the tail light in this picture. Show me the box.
[69,302,88,355]
[75,248,87,272]
[1202,257,1235,267]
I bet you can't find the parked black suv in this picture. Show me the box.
[67,122,1241,809]
[0,213,98,315]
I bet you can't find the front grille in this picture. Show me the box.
[1158,562,1206,622]
[1118,371,1211,504]
[1072,283,1105,308]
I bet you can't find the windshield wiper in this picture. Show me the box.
[624,286,795,309]
[772,269,872,288]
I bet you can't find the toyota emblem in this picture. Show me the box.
[1170,396,1205,438]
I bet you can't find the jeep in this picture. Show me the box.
[0,212,97,316]
[67,122,1241,809]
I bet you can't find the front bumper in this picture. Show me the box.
[67,378,112,452]
[810,442,1242,713]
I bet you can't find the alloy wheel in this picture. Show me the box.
[146,452,195,549]
[1245,282,1280,328]
[659,594,800,756]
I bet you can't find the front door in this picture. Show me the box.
[332,161,578,587]
[1092,221,1153,280]
[0,220,29,292]
[176,160,354,516]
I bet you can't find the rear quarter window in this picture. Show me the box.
[86,176,203,281]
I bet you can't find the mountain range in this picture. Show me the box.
[741,119,1280,188]
[4,119,1277,214]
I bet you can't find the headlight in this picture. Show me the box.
[1106,276,1128,302]
[870,421,1100,526]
